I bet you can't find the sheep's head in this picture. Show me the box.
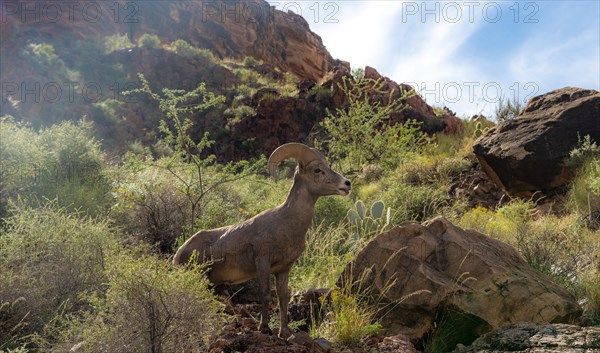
[268,143,351,196]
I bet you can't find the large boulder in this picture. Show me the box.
[340,217,581,350]
[473,87,600,197]
[454,322,600,353]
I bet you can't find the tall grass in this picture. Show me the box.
[569,156,600,226]
[457,200,599,294]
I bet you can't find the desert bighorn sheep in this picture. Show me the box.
[173,143,351,337]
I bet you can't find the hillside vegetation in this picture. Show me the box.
[1,69,599,353]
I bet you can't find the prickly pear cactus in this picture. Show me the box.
[346,200,390,238]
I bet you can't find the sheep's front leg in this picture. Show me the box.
[255,256,272,334]
[275,270,291,338]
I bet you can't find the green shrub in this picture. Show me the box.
[0,202,119,350]
[170,39,216,63]
[232,68,262,86]
[378,180,449,224]
[0,117,112,217]
[56,254,225,353]
[224,104,256,125]
[278,73,300,97]
[35,121,111,215]
[494,96,523,122]
[103,33,133,53]
[399,155,470,186]
[243,56,260,68]
[125,73,263,237]
[352,165,454,226]
[113,159,269,252]
[307,85,333,103]
[0,117,44,214]
[319,77,432,172]
[90,99,122,125]
[581,268,600,324]
[21,43,80,82]
[567,135,600,168]
[351,67,365,81]
[312,288,382,347]
[234,84,256,97]
[112,160,191,253]
[568,156,600,226]
[137,33,161,48]
[458,201,597,292]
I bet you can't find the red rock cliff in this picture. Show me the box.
[2,0,334,81]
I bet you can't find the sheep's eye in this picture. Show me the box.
[314,168,322,174]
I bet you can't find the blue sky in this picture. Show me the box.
[269,1,600,117]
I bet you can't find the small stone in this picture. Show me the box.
[288,331,312,346]
[314,338,332,352]
[238,317,258,331]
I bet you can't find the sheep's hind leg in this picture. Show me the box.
[275,270,291,338]
[255,256,272,335]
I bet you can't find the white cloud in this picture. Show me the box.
[310,1,490,116]
[388,6,487,116]
[509,28,600,92]
[306,1,405,70]
[269,1,600,118]
[269,1,404,70]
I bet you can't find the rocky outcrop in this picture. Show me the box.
[453,322,600,353]
[228,92,332,158]
[340,217,581,350]
[473,87,600,197]
[324,66,445,133]
[450,161,508,209]
[2,0,450,159]
[443,114,465,135]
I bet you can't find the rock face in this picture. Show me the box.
[2,0,334,82]
[228,92,333,159]
[473,87,600,197]
[340,217,581,350]
[1,0,449,159]
[454,322,600,353]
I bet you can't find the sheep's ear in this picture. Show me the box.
[297,161,305,170]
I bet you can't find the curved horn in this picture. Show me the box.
[268,143,324,177]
